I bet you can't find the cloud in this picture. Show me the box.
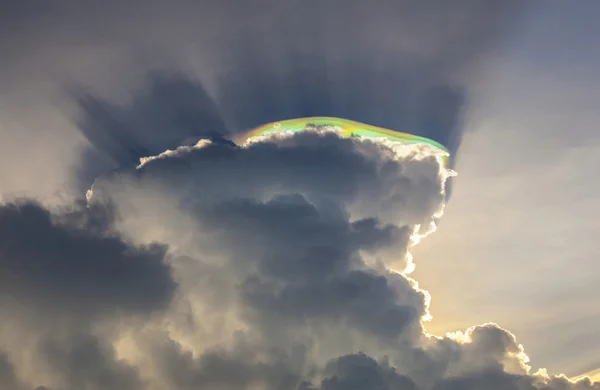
[0,0,526,199]
[71,131,596,390]
[2,1,596,389]
[1,123,598,388]
[143,334,304,390]
[306,353,418,390]
[45,0,528,190]
[74,132,442,386]
[0,200,175,317]
[73,74,229,169]
[37,328,146,390]
[0,199,175,390]
[0,352,22,390]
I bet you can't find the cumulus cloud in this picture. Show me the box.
[1,127,599,389]
[0,0,525,198]
[81,132,442,388]
[0,199,174,390]
[48,0,528,190]
[1,1,597,389]
[0,200,174,317]
[54,131,595,390]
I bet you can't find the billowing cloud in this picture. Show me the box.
[0,0,525,199]
[82,132,443,389]
[0,199,174,390]
[55,0,529,190]
[0,200,174,316]
[1,1,597,389]
[61,131,596,390]
[1,126,599,389]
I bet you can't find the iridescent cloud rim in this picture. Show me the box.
[232,116,450,166]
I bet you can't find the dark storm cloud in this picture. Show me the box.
[38,329,145,390]
[74,74,229,168]
[308,353,418,390]
[0,200,175,389]
[4,1,594,389]
[214,0,525,152]
[133,133,377,201]
[76,130,600,389]
[201,196,405,278]
[100,131,447,229]
[88,133,438,343]
[203,195,424,340]
[144,333,420,390]
[0,200,175,316]
[147,336,303,390]
[55,0,529,186]
[80,132,446,389]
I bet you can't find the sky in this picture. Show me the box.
[1,1,599,389]
[413,1,600,378]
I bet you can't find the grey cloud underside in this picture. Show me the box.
[37,329,145,390]
[206,196,425,341]
[92,134,439,341]
[102,132,446,229]
[0,200,175,389]
[0,326,147,390]
[0,200,175,316]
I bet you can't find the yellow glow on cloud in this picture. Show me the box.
[572,367,600,382]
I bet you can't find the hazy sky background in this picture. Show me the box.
[414,0,600,377]
[1,1,599,388]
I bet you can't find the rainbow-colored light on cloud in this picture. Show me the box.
[233,117,450,167]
